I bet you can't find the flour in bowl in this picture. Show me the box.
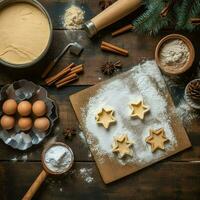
[44,145,73,173]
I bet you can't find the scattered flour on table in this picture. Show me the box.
[78,131,87,144]
[78,131,93,158]
[176,99,200,125]
[82,60,177,165]
[44,135,58,149]
[11,157,17,162]
[79,168,94,184]
[63,5,85,29]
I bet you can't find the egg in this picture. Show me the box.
[0,115,15,130]
[2,99,17,115]
[32,100,47,117]
[18,117,32,131]
[18,101,32,116]
[34,117,50,132]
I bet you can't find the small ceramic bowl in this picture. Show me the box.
[155,34,195,75]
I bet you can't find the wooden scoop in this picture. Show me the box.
[22,142,74,200]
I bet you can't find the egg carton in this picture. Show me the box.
[0,80,58,150]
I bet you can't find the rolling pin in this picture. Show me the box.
[84,0,142,37]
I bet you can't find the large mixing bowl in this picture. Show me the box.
[0,0,53,68]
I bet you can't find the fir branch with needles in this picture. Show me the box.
[131,0,200,35]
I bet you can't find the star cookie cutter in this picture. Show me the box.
[145,128,169,152]
[95,108,116,129]
[112,134,134,158]
[129,100,150,120]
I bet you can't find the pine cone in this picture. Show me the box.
[186,80,200,104]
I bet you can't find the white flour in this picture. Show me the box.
[79,168,94,183]
[44,145,72,173]
[83,60,177,165]
[63,5,84,29]
[176,99,200,125]
[160,39,189,68]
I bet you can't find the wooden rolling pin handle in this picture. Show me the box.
[22,170,48,200]
[84,0,142,37]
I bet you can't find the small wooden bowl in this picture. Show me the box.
[42,142,74,175]
[155,34,195,75]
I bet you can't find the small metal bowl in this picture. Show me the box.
[155,34,195,75]
[0,0,53,68]
[0,80,58,150]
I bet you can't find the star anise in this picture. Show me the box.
[99,0,116,10]
[63,128,76,140]
[101,60,122,76]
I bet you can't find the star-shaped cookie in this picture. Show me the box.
[129,100,149,120]
[95,108,116,129]
[145,128,169,152]
[112,134,134,158]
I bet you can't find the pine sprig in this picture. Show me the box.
[131,0,200,35]
[133,0,172,35]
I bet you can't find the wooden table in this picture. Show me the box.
[0,1,200,199]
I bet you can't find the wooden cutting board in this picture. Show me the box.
[70,61,191,184]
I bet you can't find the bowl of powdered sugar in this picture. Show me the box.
[42,142,74,175]
[155,34,195,75]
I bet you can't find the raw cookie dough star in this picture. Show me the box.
[129,100,149,120]
[145,128,169,152]
[95,108,116,129]
[112,134,134,158]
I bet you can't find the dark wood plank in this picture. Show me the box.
[0,86,93,162]
[0,161,200,200]
[0,86,199,162]
[0,29,199,85]
[0,30,160,85]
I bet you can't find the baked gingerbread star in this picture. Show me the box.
[112,134,133,158]
[129,100,149,120]
[145,128,169,152]
[95,108,116,129]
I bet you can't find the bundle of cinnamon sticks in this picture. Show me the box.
[44,63,84,88]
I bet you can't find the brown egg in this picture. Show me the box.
[32,100,47,117]
[34,117,50,132]
[2,99,17,115]
[18,117,32,131]
[0,115,15,130]
[18,101,32,116]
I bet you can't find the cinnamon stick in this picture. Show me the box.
[67,64,84,76]
[55,73,78,85]
[101,45,127,56]
[45,63,75,86]
[56,76,79,88]
[190,18,200,24]
[160,3,171,17]
[112,24,134,37]
[101,41,128,56]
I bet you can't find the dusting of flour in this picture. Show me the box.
[83,60,178,165]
